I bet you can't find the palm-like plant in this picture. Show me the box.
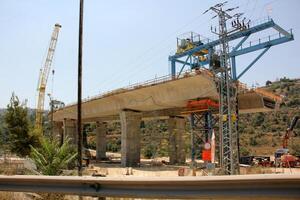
[30,137,77,175]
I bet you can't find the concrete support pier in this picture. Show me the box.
[120,110,142,167]
[168,116,186,164]
[63,119,77,145]
[53,121,63,144]
[96,121,107,160]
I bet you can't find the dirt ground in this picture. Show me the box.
[82,152,300,177]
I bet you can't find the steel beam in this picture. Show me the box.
[0,175,300,199]
[230,36,293,57]
[172,58,192,66]
[236,47,270,80]
[177,55,191,77]
[170,19,275,59]
[190,114,196,163]
[273,24,293,38]
[231,34,250,52]
[171,59,176,77]
[231,56,237,80]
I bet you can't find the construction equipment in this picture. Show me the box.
[169,1,294,174]
[35,23,61,130]
[186,98,219,113]
[275,116,299,167]
[282,116,299,149]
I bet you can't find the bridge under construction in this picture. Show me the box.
[52,3,294,175]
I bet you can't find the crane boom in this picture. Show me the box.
[35,23,61,130]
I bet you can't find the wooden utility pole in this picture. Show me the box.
[77,0,84,176]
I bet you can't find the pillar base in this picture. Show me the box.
[96,122,107,160]
[63,119,77,146]
[120,110,142,167]
[168,116,186,165]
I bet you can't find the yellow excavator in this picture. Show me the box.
[35,23,61,130]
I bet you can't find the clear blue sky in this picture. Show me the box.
[0,0,299,109]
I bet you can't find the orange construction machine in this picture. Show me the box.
[275,116,299,167]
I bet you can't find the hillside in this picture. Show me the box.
[239,77,300,156]
[1,78,299,159]
[93,77,300,159]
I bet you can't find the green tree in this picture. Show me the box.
[240,146,250,156]
[143,144,156,159]
[0,111,9,152]
[265,80,272,86]
[4,93,40,156]
[30,137,77,175]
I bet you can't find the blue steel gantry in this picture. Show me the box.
[169,17,293,80]
[169,9,293,175]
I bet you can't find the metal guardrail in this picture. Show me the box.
[0,174,300,199]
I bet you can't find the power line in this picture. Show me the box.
[98,13,215,90]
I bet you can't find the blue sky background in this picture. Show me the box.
[0,0,299,109]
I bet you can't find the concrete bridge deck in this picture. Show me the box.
[52,69,280,167]
[53,70,278,122]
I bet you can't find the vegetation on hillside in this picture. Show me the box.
[2,93,40,156]
[83,78,300,158]
[0,78,299,160]
[239,78,300,156]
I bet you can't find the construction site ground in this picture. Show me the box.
[82,152,300,177]
[2,152,300,177]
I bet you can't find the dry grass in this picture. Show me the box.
[240,166,273,174]
[0,192,33,200]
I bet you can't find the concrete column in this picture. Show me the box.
[119,110,142,167]
[96,122,107,160]
[53,121,63,141]
[63,119,77,145]
[168,116,186,165]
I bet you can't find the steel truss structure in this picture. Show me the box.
[36,24,61,130]
[169,2,294,174]
[190,111,214,163]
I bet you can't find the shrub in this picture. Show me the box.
[290,143,300,156]
[240,146,250,156]
[265,80,272,86]
[250,137,258,146]
[30,137,77,175]
[106,138,121,152]
[287,98,300,108]
[253,113,265,127]
[143,144,156,159]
